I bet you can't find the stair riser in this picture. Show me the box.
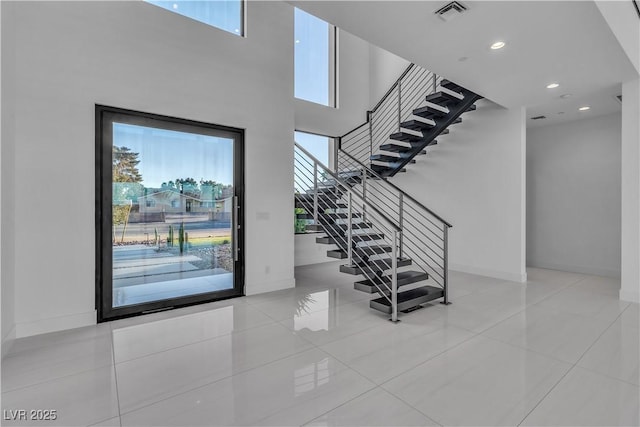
[369,286,444,314]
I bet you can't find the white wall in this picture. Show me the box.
[621,78,640,303]
[595,1,640,75]
[294,234,336,266]
[7,0,299,337]
[1,1,17,355]
[527,114,622,278]
[390,101,527,282]
[368,44,410,106]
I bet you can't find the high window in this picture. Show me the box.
[145,1,244,36]
[294,8,336,107]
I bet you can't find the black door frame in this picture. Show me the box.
[95,105,245,322]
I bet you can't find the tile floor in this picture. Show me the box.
[1,263,638,426]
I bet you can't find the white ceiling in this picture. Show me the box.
[289,0,638,128]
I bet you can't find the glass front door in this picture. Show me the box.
[96,106,244,321]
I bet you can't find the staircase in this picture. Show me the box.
[294,63,482,321]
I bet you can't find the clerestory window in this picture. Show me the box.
[145,0,244,36]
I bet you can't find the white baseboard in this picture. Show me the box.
[620,289,640,304]
[527,260,620,279]
[450,263,527,283]
[15,310,96,338]
[245,277,295,296]
[2,325,16,359]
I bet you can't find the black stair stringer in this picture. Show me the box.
[386,90,483,177]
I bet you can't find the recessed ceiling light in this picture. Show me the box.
[234,29,240,33]
[560,94,572,99]
[546,83,560,89]
[172,3,178,9]
[490,41,506,50]
[295,39,301,44]
[578,106,591,111]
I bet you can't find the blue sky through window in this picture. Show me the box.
[145,0,243,36]
[295,8,330,106]
[113,123,234,188]
[295,131,330,167]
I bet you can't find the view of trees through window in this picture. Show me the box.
[110,122,236,308]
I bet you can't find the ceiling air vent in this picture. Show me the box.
[435,1,468,22]
[531,115,547,120]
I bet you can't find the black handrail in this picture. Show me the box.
[371,64,415,113]
[338,148,453,228]
[339,63,416,140]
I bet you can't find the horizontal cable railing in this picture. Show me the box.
[340,63,441,164]
[295,143,406,321]
[336,148,450,295]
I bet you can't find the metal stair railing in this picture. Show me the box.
[340,63,442,164]
[335,148,451,304]
[295,143,404,321]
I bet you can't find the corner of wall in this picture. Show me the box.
[1,325,16,358]
[14,310,97,339]
[620,288,640,304]
[244,277,295,296]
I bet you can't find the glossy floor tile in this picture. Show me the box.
[247,287,371,322]
[121,348,375,426]
[112,300,274,363]
[577,304,640,385]
[2,265,637,427]
[2,331,114,392]
[482,304,613,363]
[536,283,630,323]
[382,335,572,426]
[303,388,438,426]
[1,366,119,426]
[116,322,314,413]
[521,366,640,426]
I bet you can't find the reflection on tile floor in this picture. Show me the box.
[1,263,638,426]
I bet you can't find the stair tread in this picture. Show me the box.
[357,270,428,284]
[440,79,464,92]
[400,119,435,131]
[369,285,444,313]
[390,132,423,142]
[380,141,437,153]
[354,245,393,255]
[327,249,348,259]
[339,257,412,275]
[413,105,449,119]
[354,271,429,293]
[426,91,461,104]
[317,233,384,245]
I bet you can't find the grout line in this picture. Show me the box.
[0,358,115,395]
[112,315,278,366]
[376,329,480,389]
[110,328,123,426]
[516,306,629,426]
[116,333,323,418]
